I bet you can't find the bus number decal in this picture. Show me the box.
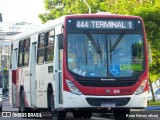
[76,21,88,28]
[73,68,86,76]
[114,89,120,94]
[75,20,134,29]
[129,21,132,29]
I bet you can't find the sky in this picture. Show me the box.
[0,0,46,24]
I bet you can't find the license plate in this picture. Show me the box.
[101,102,115,108]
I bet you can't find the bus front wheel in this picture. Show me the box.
[50,93,66,120]
[73,110,92,119]
[52,111,66,120]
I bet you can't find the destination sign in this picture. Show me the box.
[75,20,134,29]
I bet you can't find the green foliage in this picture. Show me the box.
[39,0,160,82]
[148,100,160,106]
[39,0,158,24]
[3,68,8,73]
[131,1,160,81]
[149,48,160,82]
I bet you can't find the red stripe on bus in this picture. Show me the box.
[12,70,16,85]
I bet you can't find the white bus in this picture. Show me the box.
[9,13,149,120]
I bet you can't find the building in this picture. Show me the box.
[0,22,36,42]
[0,13,2,22]
[0,22,36,68]
[0,20,37,91]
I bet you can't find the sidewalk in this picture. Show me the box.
[2,99,18,111]
[145,106,160,110]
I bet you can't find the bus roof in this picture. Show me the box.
[12,13,142,42]
[12,16,65,42]
[65,13,142,20]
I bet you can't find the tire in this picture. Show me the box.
[52,111,66,120]
[50,92,55,112]
[0,105,2,112]
[19,90,25,113]
[50,93,66,120]
[48,86,53,110]
[113,108,130,120]
[73,110,92,119]
[83,111,92,119]
[73,111,83,119]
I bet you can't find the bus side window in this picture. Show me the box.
[45,30,55,62]
[10,43,13,69]
[37,33,46,64]
[24,38,30,66]
[18,40,24,67]
[18,38,30,67]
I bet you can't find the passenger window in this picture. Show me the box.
[37,30,55,64]
[37,33,46,64]
[18,38,30,67]
[10,43,13,69]
[24,38,30,66]
[18,41,24,67]
[45,30,55,62]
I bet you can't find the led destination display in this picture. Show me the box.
[76,20,134,29]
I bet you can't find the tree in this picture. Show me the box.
[2,68,9,93]
[132,1,160,83]
[39,0,160,76]
[39,0,153,23]
[39,0,160,100]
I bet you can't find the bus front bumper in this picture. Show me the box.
[62,91,148,109]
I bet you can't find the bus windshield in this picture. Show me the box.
[67,32,144,78]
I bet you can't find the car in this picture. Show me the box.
[0,88,3,111]
[148,87,160,101]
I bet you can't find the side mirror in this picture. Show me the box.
[57,34,63,49]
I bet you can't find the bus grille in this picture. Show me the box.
[77,80,136,87]
[86,97,131,106]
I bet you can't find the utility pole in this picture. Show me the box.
[149,77,156,102]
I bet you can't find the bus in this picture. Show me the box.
[9,13,149,119]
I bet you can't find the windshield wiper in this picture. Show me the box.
[83,36,88,66]
[110,31,125,52]
[86,32,101,54]
[85,32,103,64]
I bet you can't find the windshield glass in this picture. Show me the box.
[67,32,144,77]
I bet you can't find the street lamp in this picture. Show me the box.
[81,0,91,14]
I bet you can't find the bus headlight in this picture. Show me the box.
[66,80,82,95]
[134,80,148,95]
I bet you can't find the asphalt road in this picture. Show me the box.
[1,99,160,120]
[1,99,113,120]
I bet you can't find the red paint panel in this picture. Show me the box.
[12,70,16,85]
[15,69,29,107]
[16,69,20,107]
[24,92,29,107]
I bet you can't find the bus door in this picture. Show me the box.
[12,48,18,107]
[54,31,63,108]
[58,38,63,105]
[30,42,36,107]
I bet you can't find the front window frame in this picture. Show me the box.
[66,30,146,79]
